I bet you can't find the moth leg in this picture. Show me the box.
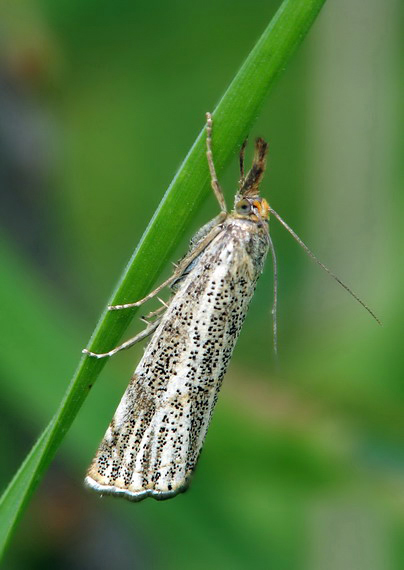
[140,298,169,323]
[109,223,226,311]
[83,319,160,359]
[205,112,227,213]
[141,303,167,322]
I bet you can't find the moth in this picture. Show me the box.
[83,113,379,501]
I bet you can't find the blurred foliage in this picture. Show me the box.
[0,0,402,569]
[1,0,329,554]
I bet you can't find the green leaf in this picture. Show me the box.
[0,0,327,558]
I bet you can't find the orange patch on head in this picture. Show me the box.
[253,199,270,220]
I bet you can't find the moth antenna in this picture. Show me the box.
[268,231,278,357]
[269,207,382,326]
[239,138,248,187]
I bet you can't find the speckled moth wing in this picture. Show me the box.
[85,218,269,500]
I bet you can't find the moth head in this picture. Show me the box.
[234,196,270,221]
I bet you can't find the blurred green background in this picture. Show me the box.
[1,0,402,568]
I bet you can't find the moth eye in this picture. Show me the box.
[236,199,252,215]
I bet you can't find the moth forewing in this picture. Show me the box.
[85,214,270,500]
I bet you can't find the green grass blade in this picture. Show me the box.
[0,0,327,558]
[0,425,53,553]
